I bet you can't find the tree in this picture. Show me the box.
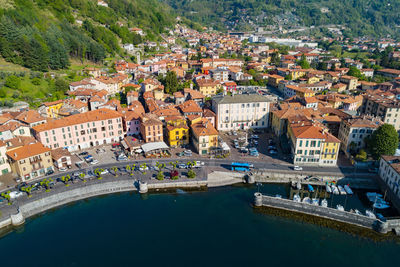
[298,54,310,69]
[368,124,399,159]
[5,75,20,89]
[355,149,367,161]
[156,170,164,180]
[187,169,196,179]
[79,173,86,182]
[21,185,33,197]
[112,166,118,177]
[1,191,11,205]
[61,175,71,186]
[347,66,364,80]
[40,178,53,192]
[165,71,178,94]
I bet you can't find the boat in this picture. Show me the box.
[373,202,390,209]
[307,184,314,192]
[336,204,344,211]
[296,181,301,190]
[365,210,376,219]
[366,192,383,202]
[326,184,332,193]
[320,199,328,207]
[337,185,346,195]
[344,185,353,195]
[331,185,339,195]
[275,194,282,198]
[312,198,319,206]
[291,181,297,188]
[354,209,362,215]
[302,197,312,204]
[293,194,301,202]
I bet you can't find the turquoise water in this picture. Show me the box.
[0,186,399,267]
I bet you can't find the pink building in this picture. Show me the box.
[124,111,141,136]
[32,109,124,152]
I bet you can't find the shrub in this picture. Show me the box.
[187,169,196,179]
[31,77,41,85]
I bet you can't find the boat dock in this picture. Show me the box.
[253,193,400,235]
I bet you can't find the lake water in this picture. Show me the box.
[0,185,398,267]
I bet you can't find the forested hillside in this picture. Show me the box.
[163,0,400,38]
[0,0,175,71]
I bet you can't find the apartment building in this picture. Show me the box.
[287,120,340,166]
[212,94,274,131]
[6,143,54,181]
[32,109,124,152]
[361,91,400,131]
[379,156,400,204]
[338,115,383,154]
[339,75,358,91]
[140,113,163,143]
[191,118,219,155]
[0,140,11,175]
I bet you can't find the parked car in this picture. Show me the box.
[79,151,89,156]
[177,152,185,157]
[59,166,68,172]
[268,145,276,150]
[46,169,54,175]
[90,159,99,165]
[10,191,24,199]
[232,131,238,136]
[268,150,277,154]
[139,166,149,171]
[84,155,93,162]
[194,161,204,168]
[184,150,192,156]
[100,169,109,175]
[96,148,106,154]
[293,166,303,171]
[117,154,128,161]
[75,161,84,168]
[251,135,259,139]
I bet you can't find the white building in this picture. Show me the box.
[211,94,275,131]
[0,141,11,175]
[338,115,383,154]
[379,156,400,202]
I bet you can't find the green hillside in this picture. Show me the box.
[163,0,400,38]
[0,0,175,71]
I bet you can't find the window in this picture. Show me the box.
[311,141,316,147]
[305,141,309,147]
[45,132,48,137]
[299,140,303,147]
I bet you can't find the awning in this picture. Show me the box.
[141,142,169,153]
[121,140,129,150]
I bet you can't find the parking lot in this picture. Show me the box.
[220,129,292,165]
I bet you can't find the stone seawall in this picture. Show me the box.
[0,179,207,230]
[254,193,385,232]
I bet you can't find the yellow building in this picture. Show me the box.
[288,120,340,166]
[321,138,340,165]
[289,69,307,80]
[307,76,320,84]
[165,116,189,147]
[191,118,219,155]
[40,100,63,118]
[6,143,54,181]
[196,79,220,97]
[268,74,284,88]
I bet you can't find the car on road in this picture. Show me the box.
[193,161,204,168]
[99,169,109,175]
[139,166,149,171]
[178,163,187,169]
[59,166,68,172]
[293,166,303,171]
[10,191,24,199]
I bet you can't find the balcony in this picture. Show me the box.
[29,157,42,164]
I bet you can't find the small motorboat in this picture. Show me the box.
[307,184,314,192]
[331,185,339,195]
[326,184,332,193]
[366,192,383,202]
[337,185,346,195]
[344,185,353,195]
[302,197,312,204]
[365,210,376,219]
[293,194,301,202]
[296,181,301,190]
[312,198,319,206]
[275,194,282,198]
[336,204,344,211]
[320,199,328,207]
[354,209,362,215]
[376,213,386,222]
[373,202,390,209]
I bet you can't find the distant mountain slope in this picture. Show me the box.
[163,0,400,37]
[0,0,175,71]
